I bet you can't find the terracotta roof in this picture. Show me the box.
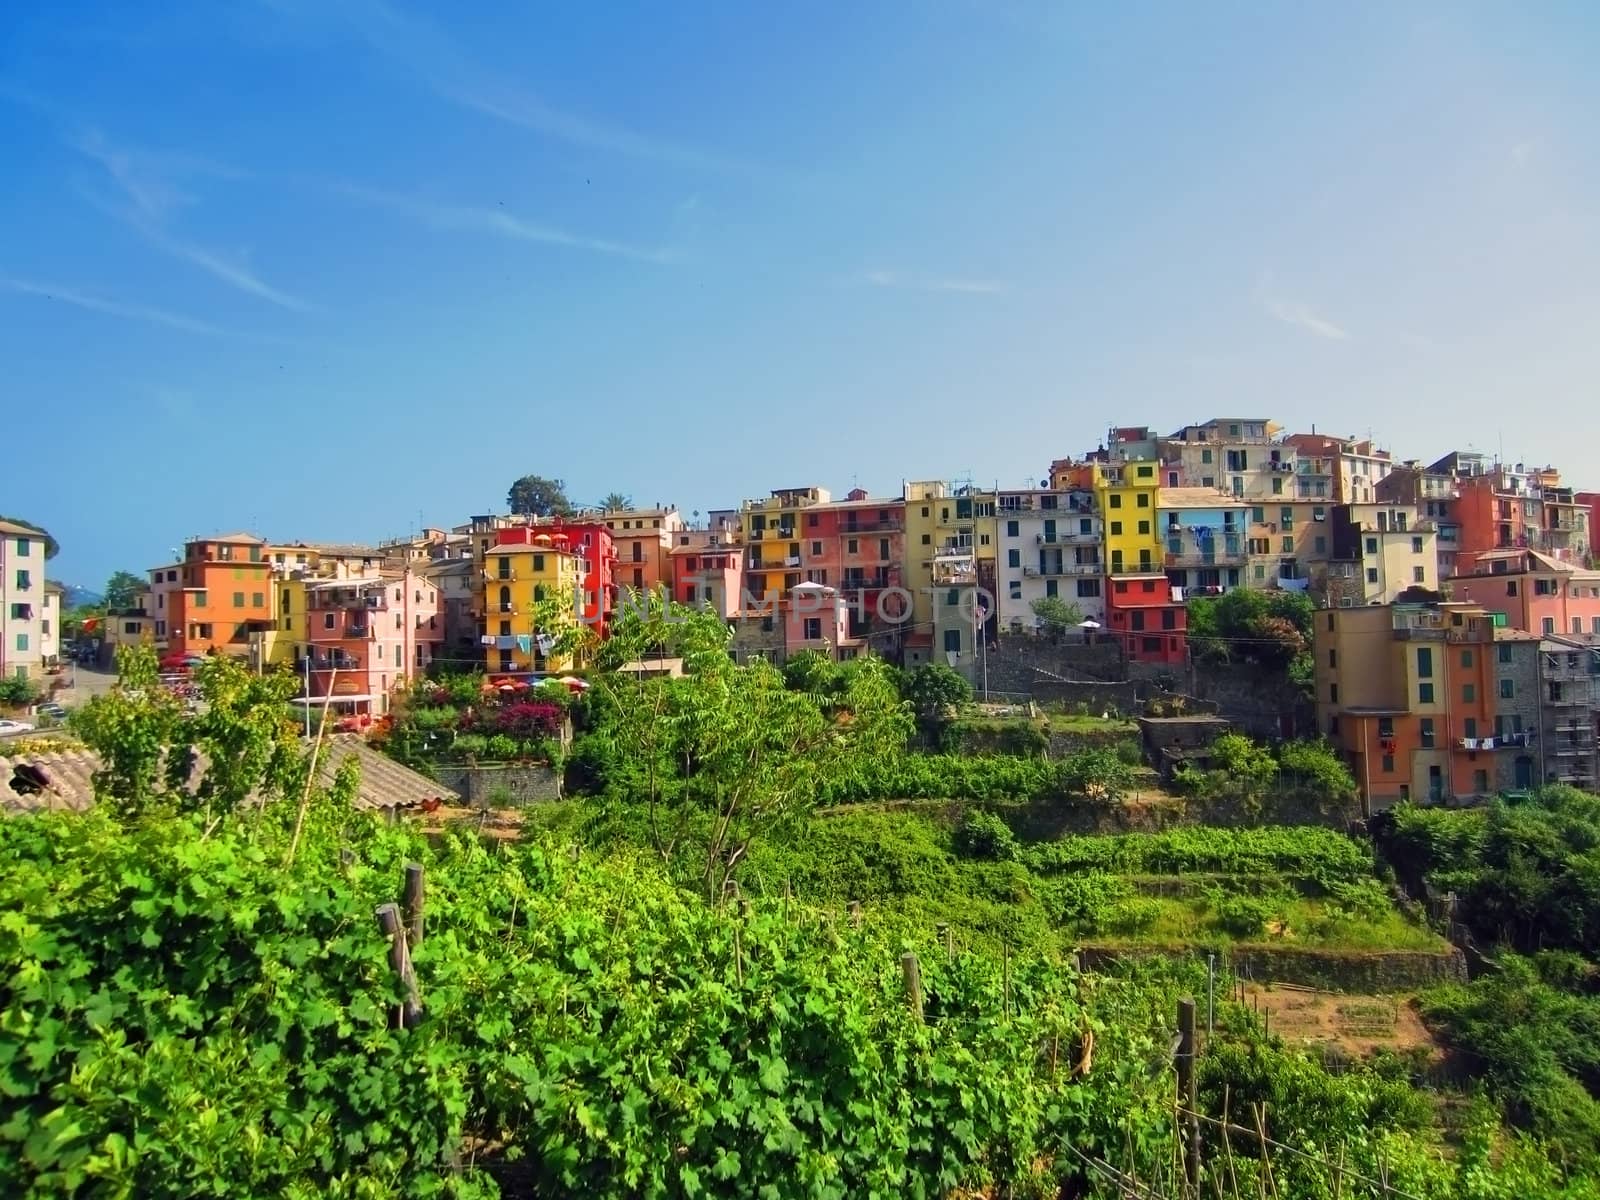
[0,519,49,538]
[203,532,268,544]
[2,734,446,816]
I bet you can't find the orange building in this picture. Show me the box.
[156,533,276,660]
[1315,601,1509,810]
[604,507,685,596]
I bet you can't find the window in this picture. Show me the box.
[1462,683,1475,703]
[1006,520,1018,538]
[946,589,959,607]
[879,539,890,560]
[156,620,166,636]
[1138,520,1151,535]
[1506,580,1518,595]
[1109,494,1122,508]
[1542,617,1555,635]
[1131,611,1145,631]
[1500,678,1514,699]
[1329,683,1339,703]
[1420,718,1435,748]
[811,541,822,556]
[1366,568,1378,584]
[1110,521,1123,535]
[1161,609,1175,630]
[1007,549,1020,568]
[497,556,511,580]
[1419,683,1434,703]
[252,592,264,607]
[1381,754,1395,773]
[1412,537,1424,553]
[1137,465,1152,477]
[1417,647,1432,678]
[921,533,931,545]
[1314,536,1327,553]
[1076,579,1099,597]
[943,629,961,653]
[802,616,823,640]
[194,591,207,608]
[1283,537,1294,553]
[324,612,336,629]
[1473,769,1489,794]
[1413,567,1426,583]
[1365,537,1377,555]
[1327,649,1337,668]
[14,633,27,652]
[847,539,858,555]
[1575,618,1585,635]
[232,592,245,608]
[14,570,30,590]
[1498,644,1512,663]
[1045,579,1058,597]
[13,536,30,556]
[1136,493,1149,508]
[533,554,545,572]
[1460,649,1473,668]
[1201,449,1212,463]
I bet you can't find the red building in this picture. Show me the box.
[493,520,617,633]
[1105,573,1187,664]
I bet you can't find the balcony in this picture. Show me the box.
[1036,531,1099,545]
[1108,561,1161,576]
[840,518,903,533]
[1164,551,1246,570]
[1029,561,1101,577]
[1392,611,1448,640]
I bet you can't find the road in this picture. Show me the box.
[51,662,119,708]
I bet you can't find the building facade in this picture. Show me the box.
[0,520,51,679]
[605,507,685,596]
[1157,488,1249,596]
[298,571,442,718]
[994,487,1103,630]
[1104,574,1186,665]
[1327,503,1438,605]
[482,536,584,675]
[1445,549,1600,637]
[154,533,276,660]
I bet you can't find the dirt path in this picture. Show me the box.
[1239,982,1443,1062]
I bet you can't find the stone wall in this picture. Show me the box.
[730,615,785,665]
[1188,663,1316,740]
[433,763,563,806]
[986,634,1127,691]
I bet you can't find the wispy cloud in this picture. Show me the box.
[272,0,756,175]
[862,269,1007,295]
[1256,273,1349,340]
[335,184,679,263]
[1,276,234,337]
[70,128,311,312]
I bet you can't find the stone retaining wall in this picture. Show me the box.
[1078,944,1467,992]
[433,763,563,806]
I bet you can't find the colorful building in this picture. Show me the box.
[994,487,1103,630]
[1159,418,1294,501]
[783,582,861,660]
[1281,434,1394,505]
[903,481,996,675]
[1104,574,1186,665]
[1315,602,1513,809]
[156,533,276,661]
[1157,487,1249,596]
[1325,503,1438,605]
[297,571,442,719]
[482,534,585,675]
[0,519,52,679]
[604,507,685,596]
[668,530,745,618]
[1377,463,1463,580]
[492,522,616,633]
[1094,461,1163,576]
[1450,462,1589,570]
[1445,549,1600,637]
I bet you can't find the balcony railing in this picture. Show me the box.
[840,519,903,533]
[1025,562,1102,577]
[1164,552,1246,569]
[1036,531,1099,544]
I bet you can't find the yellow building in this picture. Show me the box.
[739,487,829,602]
[483,539,583,675]
[1095,461,1163,575]
[902,481,997,672]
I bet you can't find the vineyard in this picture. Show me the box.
[3,642,1600,1196]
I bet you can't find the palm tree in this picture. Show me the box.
[601,492,631,512]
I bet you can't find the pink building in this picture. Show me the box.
[1446,549,1600,638]
[668,532,745,618]
[301,569,443,719]
[783,582,862,660]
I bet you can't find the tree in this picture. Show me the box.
[900,662,972,720]
[601,492,631,512]
[590,601,913,900]
[103,570,145,611]
[1029,594,1084,638]
[507,475,574,518]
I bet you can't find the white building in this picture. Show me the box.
[994,488,1104,631]
[0,519,52,680]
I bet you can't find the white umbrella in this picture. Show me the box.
[1078,619,1102,628]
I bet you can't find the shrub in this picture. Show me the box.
[953,810,1019,861]
[1212,893,1276,939]
[486,734,520,760]
[495,702,565,740]
[453,732,489,759]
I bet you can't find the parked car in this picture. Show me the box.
[35,703,67,721]
[0,719,37,736]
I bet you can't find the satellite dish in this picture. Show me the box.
[1040,479,1049,488]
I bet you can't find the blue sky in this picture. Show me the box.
[4,1,1598,587]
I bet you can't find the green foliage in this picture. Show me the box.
[952,809,1019,861]
[1056,749,1136,803]
[1028,594,1083,637]
[780,648,841,696]
[0,675,41,706]
[943,717,1049,757]
[819,751,1135,806]
[1277,739,1358,807]
[1210,893,1278,938]
[1021,826,1374,885]
[505,474,573,517]
[102,570,145,611]
[1375,790,1600,957]
[0,807,1177,1198]
[599,491,631,511]
[1423,955,1600,1167]
[1188,588,1313,666]
[899,662,972,717]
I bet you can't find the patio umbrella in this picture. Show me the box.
[557,676,590,691]
[1078,620,1102,628]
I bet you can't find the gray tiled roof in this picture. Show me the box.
[1,734,450,816]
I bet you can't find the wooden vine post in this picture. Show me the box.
[376,902,423,1028]
[901,952,923,1021]
[403,862,425,947]
[1177,997,1200,1191]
